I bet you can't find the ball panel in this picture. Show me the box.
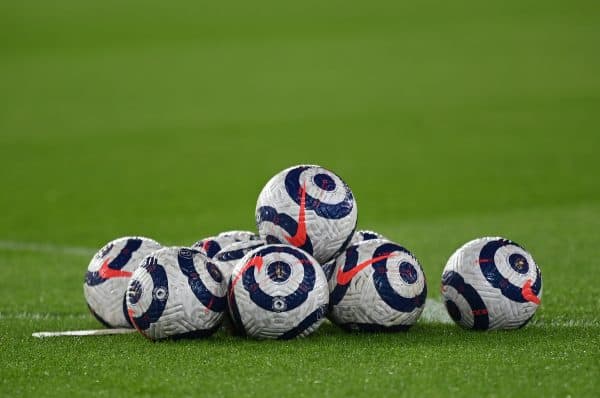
[277,304,328,339]
[284,165,354,219]
[191,230,260,258]
[350,230,388,246]
[479,239,542,304]
[255,205,315,256]
[126,256,169,334]
[176,248,227,313]
[441,271,488,330]
[214,240,266,281]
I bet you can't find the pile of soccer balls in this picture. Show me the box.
[83,165,543,340]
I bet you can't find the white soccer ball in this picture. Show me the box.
[227,244,329,339]
[84,236,162,328]
[126,247,226,340]
[441,237,543,330]
[350,230,388,245]
[191,230,260,258]
[256,165,357,264]
[213,240,266,281]
[328,239,427,331]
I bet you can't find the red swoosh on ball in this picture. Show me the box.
[127,308,150,339]
[521,279,541,304]
[285,181,307,247]
[98,258,132,279]
[336,253,395,286]
[229,255,264,298]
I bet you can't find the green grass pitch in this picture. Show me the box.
[1,1,599,396]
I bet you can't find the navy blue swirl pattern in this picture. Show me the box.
[330,243,426,314]
[227,278,247,337]
[329,245,359,306]
[216,242,266,263]
[278,304,328,339]
[256,206,314,255]
[128,256,169,331]
[284,166,354,220]
[478,239,542,303]
[177,248,226,313]
[241,246,316,313]
[371,243,427,313]
[85,238,143,286]
[441,270,489,330]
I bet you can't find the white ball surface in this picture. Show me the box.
[350,230,388,246]
[441,237,543,330]
[328,239,427,331]
[255,165,357,264]
[213,240,266,281]
[227,244,329,339]
[83,236,162,328]
[191,230,260,258]
[126,247,226,340]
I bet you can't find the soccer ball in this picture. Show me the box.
[227,244,329,339]
[441,237,543,330]
[328,239,427,331]
[191,230,260,258]
[350,230,388,245]
[126,247,226,340]
[213,240,266,281]
[256,165,357,264]
[84,236,162,328]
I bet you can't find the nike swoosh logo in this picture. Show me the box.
[229,256,264,299]
[336,253,395,285]
[98,258,133,279]
[521,279,541,304]
[285,181,307,247]
[127,308,150,339]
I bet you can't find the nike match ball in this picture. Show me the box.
[213,240,266,281]
[227,244,329,339]
[191,230,260,258]
[84,236,162,328]
[256,165,357,264]
[329,239,427,332]
[441,237,542,330]
[350,230,388,245]
[126,247,226,340]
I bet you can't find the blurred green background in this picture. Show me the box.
[1,0,598,247]
[1,1,599,397]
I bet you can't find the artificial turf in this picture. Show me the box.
[1,1,599,397]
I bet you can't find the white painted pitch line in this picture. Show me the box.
[0,240,95,256]
[420,298,453,324]
[32,328,136,338]
[418,299,600,328]
[528,318,600,328]
[0,312,90,321]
